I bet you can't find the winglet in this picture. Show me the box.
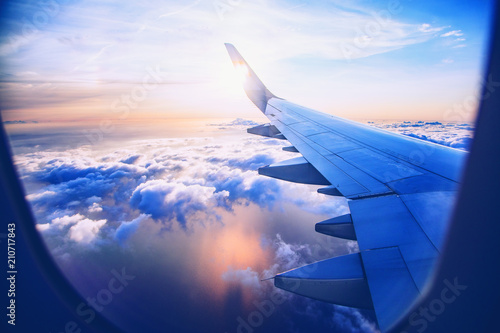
[224,43,276,113]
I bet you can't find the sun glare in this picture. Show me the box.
[233,62,250,84]
[215,61,249,98]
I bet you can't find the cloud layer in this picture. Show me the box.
[13,118,472,332]
[13,121,364,331]
[369,120,474,150]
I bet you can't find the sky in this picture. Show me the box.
[0,0,495,124]
[0,0,492,332]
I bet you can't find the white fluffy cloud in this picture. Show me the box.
[221,267,261,290]
[68,217,107,244]
[52,214,87,229]
[130,180,224,226]
[37,213,107,245]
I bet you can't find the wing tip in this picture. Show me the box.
[223,43,275,113]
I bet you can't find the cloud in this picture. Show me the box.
[3,120,38,124]
[36,223,51,232]
[88,202,103,213]
[333,306,380,333]
[14,120,384,332]
[16,117,473,264]
[18,118,470,332]
[26,190,57,202]
[120,155,141,165]
[20,119,439,249]
[337,20,445,60]
[207,153,275,171]
[68,217,107,244]
[85,196,102,204]
[440,30,464,37]
[449,137,473,149]
[130,180,221,226]
[221,267,261,290]
[0,0,461,99]
[370,120,474,151]
[209,118,260,128]
[439,29,467,49]
[114,214,149,245]
[273,233,310,270]
[52,214,86,229]
[15,122,351,260]
[418,23,447,33]
[37,213,107,245]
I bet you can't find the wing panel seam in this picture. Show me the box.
[269,100,460,184]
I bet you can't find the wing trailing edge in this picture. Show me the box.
[258,156,330,185]
[247,123,280,138]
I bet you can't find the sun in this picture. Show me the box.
[232,61,250,84]
[215,59,249,98]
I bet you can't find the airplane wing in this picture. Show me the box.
[224,43,467,332]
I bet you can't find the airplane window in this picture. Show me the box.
[0,1,496,332]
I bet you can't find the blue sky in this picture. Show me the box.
[0,0,495,123]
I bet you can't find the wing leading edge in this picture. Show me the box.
[224,43,467,332]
